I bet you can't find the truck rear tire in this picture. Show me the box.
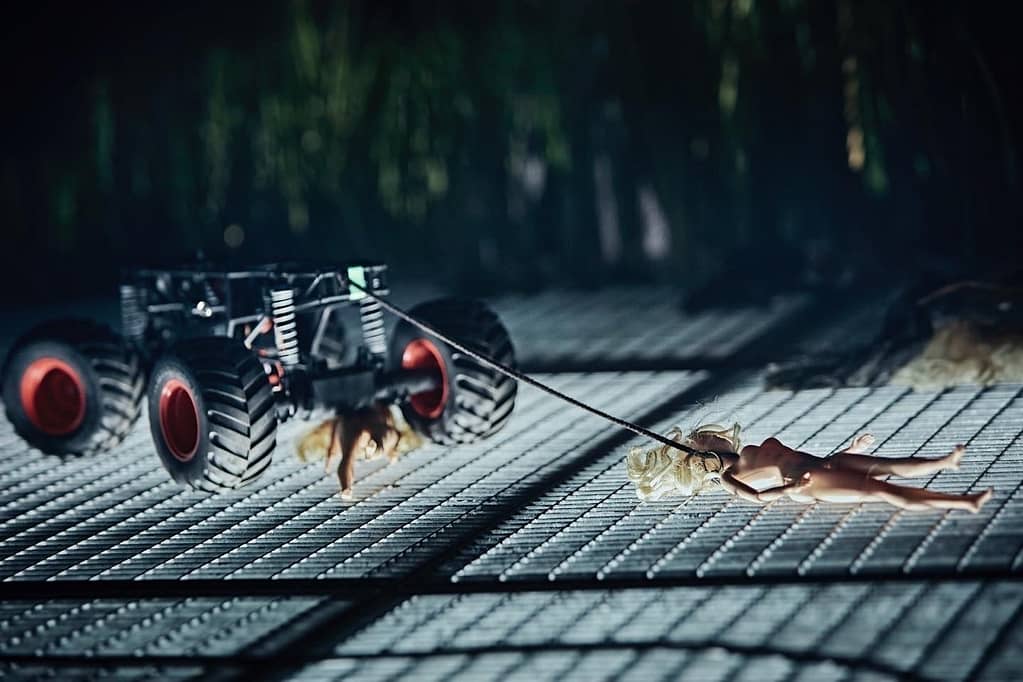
[390,298,517,445]
[1,320,144,455]
[147,337,277,492]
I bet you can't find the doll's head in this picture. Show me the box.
[624,423,741,501]
[685,422,742,454]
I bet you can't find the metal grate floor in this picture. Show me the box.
[3,579,1021,681]
[326,579,1023,682]
[0,372,704,583]
[447,384,1023,584]
[488,288,808,370]
[2,381,1022,681]
[7,380,1018,587]
[0,595,329,659]
[3,287,1022,681]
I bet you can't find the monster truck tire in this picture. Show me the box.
[147,337,276,492]
[390,298,517,445]
[1,319,144,455]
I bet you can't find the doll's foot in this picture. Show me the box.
[847,433,875,453]
[944,445,966,471]
[969,487,993,512]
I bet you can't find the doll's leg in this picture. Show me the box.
[867,478,992,513]
[336,426,370,500]
[324,420,342,474]
[334,405,401,499]
[828,445,964,478]
[804,467,991,512]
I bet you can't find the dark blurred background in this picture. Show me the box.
[2,0,1021,305]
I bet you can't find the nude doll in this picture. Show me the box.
[297,403,423,499]
[626,424,993,512]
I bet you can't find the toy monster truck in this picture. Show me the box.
[0,263,517,492]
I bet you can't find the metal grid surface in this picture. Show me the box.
[486,290,806,374]
[288,650,897,682]
[0,595,328,658]
[3,285,1023,681]
[1,382,1021,588]
[0,371,704,583]
[0,665,207,681]
[447,383,1023,584]
[320,579,1023,682]
[792,288,905,357]
[490,288,808,369]
[3,579,1019,681]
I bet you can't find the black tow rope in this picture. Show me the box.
[348,281,701,457]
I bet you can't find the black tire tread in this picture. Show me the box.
[393,299,517,446]
[2,319,143,455]
[165,339,277,493]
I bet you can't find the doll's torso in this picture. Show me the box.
[731,437,819,489]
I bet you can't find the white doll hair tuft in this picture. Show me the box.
[625,423,742,501]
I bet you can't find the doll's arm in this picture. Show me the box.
[720,470,767,504]
[754,475,811,502]
[721,470,811,504]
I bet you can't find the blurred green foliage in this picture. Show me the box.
[2,0,1019,301]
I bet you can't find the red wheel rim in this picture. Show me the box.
[401,339,448,419]
[19,357,86,436]
[159,379,200,462]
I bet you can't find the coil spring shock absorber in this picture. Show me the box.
[359,297,387,360]
[120,284,147,342]
[201,278,221,308]
[270,288,300,366]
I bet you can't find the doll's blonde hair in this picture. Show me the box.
[624,423,741,501]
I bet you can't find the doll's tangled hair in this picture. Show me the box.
[624,423,742,501]
[296,405,423,463]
